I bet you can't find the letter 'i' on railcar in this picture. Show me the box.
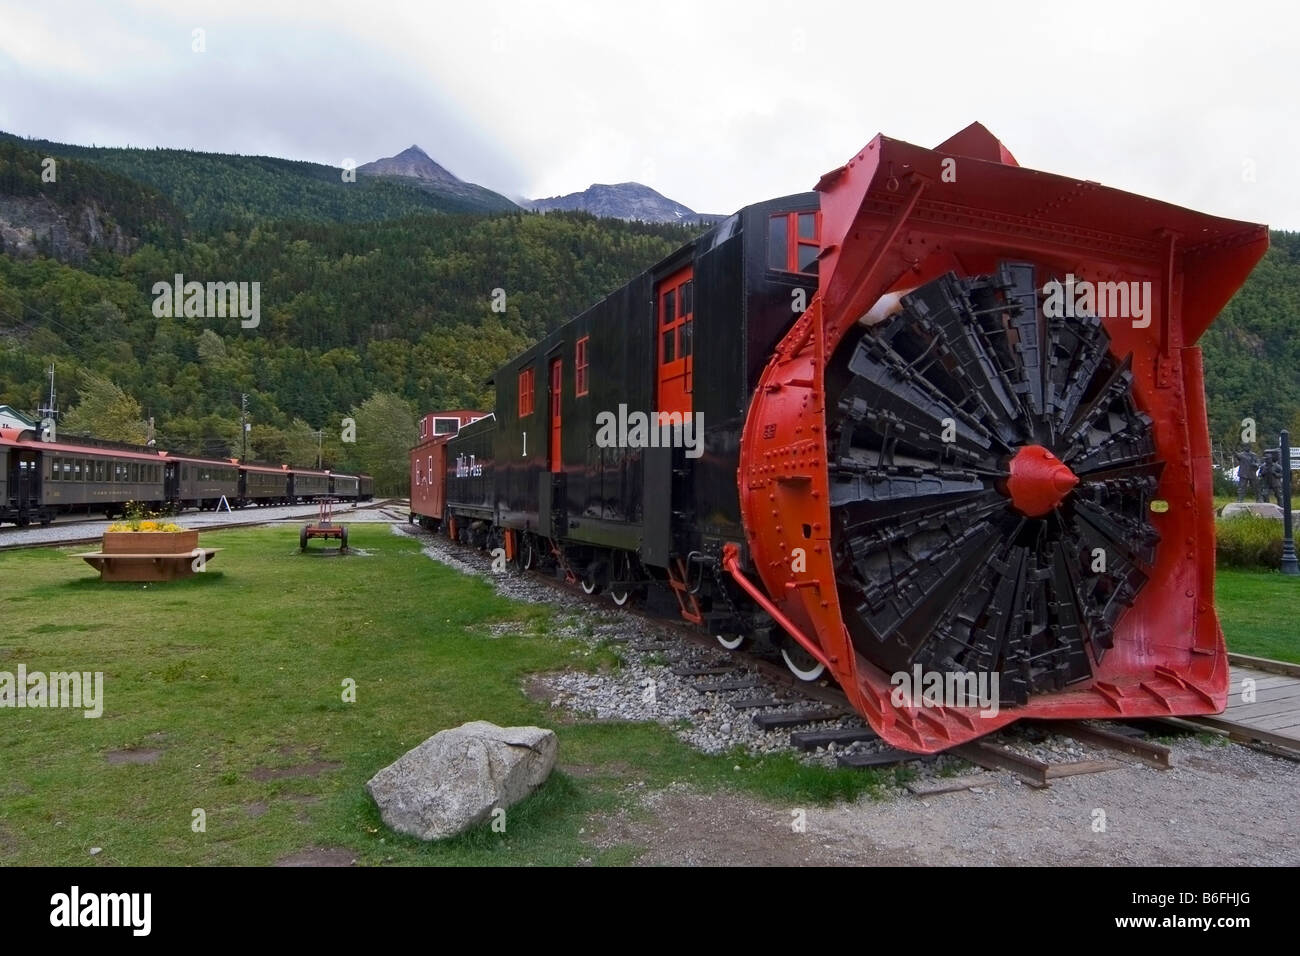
[413,123,1268,753]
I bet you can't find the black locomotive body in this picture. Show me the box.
[441,193,819,591]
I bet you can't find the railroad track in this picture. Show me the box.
[401,524,1258,785]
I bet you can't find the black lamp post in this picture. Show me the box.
[1282,429,1298,576]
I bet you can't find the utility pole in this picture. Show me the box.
[240,393,249,462]
[314,428,323,469]
[36,363,57,441]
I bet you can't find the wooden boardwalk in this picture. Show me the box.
[1180,654,1300,753]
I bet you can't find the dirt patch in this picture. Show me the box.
[245,801,269,819]
[523,673,559,706]
[249,761,342,781]
[590,784,914,866]
[273,846,356,867]
[104,748,162,765]
[0,822,19,857]
[564,761,632,779]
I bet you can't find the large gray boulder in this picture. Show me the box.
[366,721,557,840]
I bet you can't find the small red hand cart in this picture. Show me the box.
[300,497,348,552]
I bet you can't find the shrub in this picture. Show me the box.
[1211,467,1238,498]
[1215,514,1284,569]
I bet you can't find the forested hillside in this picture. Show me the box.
[0,133,517,233]
[1200,229,1300,453]
[0,158,695,483]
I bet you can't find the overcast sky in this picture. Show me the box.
[2,0,1297,228]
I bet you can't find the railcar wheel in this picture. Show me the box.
[715,633,746,651]
[580,570,601,595]
[781,644,826,682]
[520,535,537,571]
[608,551,635,606]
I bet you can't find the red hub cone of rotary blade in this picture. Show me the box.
[1005,446,1079,517]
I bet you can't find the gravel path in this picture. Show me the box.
[0,500,408,548]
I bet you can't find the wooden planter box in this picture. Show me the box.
[77,529,217,582]
[103,530,199,555]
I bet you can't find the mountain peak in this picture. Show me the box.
[357,146,462,186]
[523,181,721,224]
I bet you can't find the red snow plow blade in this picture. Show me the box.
[735,123,1268,753]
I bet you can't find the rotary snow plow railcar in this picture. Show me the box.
[733,123,1268,752]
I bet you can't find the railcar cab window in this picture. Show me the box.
[518,368,535,417]
[660,281,693,364]
[575,336,589,396]
[433,417,460,435]
[769,211,820,274]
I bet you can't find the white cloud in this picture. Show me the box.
[0,0,1295,226]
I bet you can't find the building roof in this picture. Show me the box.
[0,405,37,429]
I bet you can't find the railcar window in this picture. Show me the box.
[768,215,788,270]
[769,211,821,275]
[575,336,589,396]
[434,418,459,434]
[63,461,72,479]
[50,457,60,480]
[662,329,675,363]
[518,368,535,417]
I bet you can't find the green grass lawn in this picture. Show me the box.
[0,525,881,866]
[1216,568,1300,663]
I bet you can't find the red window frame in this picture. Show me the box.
[769,211,821,274]
[518,367,534,417]
[575,336,589,397]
